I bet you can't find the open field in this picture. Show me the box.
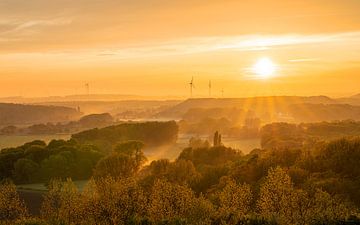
[144,134,260,162]
[17,180,88,192]
[17,180,88,216]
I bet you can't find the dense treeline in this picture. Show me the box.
[0,139,103,184]
[0,103,82,126]
[2,134,360,224]
[261,120,360,149]
[0,121,178,184]
[72,121,178,153]
[0,113,114,135]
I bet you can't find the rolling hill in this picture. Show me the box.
[156,96,337,120]
[0,103,82,126]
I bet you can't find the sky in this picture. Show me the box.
[1,0,360,98]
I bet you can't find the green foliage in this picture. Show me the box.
[178,145,241,167]
[72,121,178,153]
[188,137,210,149]
[13,158,39,183]
[261,120,360,149]
[3,122,360,224]
[114,140,145,155]
[316,138,360,178]
[94,141,147,179]
[143,159,200,188]
[0,139,103,184]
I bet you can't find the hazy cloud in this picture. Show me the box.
[1,18,72,32]
[1,0,360,53]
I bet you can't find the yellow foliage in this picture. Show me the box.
[214,178,252,223]
[148,179,195,222]
[0,181,28,222]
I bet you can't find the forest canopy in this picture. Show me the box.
[1,121,360,224]
[72,121,178,153]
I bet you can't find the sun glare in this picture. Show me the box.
[252,57,276,79]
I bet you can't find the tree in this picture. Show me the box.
[148,179,195,222]
[257,167,297,224]
[149,159,171,177]
[94,141,147,179]
[189,137,210,149]
[40,151,75,180]
[90,177,147,224]
[188,195,216,225]
[13,158,39,183]
[41,178,82,224]
[0,181,28,221]
[213,177,252,223]
[213,131,222,147]
[24,145,47,163]
[114,141,147,172]
[167,160,201,186]
[307,189,352,224]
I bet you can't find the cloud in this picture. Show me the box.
[288,58,320,62]
[90,31,360,60]
[0,18,72,38]
[1,31,360,65]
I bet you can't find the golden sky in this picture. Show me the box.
[1,0,360,98]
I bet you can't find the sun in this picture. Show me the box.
[252,57,276,79]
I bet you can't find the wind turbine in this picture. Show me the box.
[85,83,90,95]
[209,80,212,97]
[189,76,195,97]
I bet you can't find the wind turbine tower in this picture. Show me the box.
[209,80,212,97]
[189,77,195,97]
[85,83,90,95]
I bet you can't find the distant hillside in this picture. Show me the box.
[157,96,337,119]
[78,113,114,128]
[34,100,181,116]
[336,93,360,106]
[261,120,360,149]
[350,93,360,99]
[288,103,360,122]
[0,113,115,135]
[0,103,82,126]
[0,94,184,103]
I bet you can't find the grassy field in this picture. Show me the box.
[0,134,71,149]
[144,135,260,162]
[17,180,88,216]
[17,180,89,192]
